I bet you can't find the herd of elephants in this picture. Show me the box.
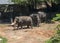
[11,11,55,30]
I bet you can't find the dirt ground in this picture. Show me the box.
[0,22,60,43]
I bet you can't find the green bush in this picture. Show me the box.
[46,31,60,43]
[52,14,60,21]
[46,25,60,43]
[0,36,7,43]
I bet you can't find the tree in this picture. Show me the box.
[11,0,45,8]
[11,0,60,12]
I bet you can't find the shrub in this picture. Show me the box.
[0,36,7,43]
[46,25,60,43]
[52,14,60,21]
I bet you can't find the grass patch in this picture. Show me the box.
[0,36,7,43]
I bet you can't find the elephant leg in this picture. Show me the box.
[30,25,33,29]
[17,25,19,30]
[37,19,40,27]
[30,20,33,29]
[37,22,39,27]
[27,25,29,28]
[21,25,23,29]
[13,25,17,30]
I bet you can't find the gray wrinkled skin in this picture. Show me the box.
[38,11,47,22]
[11,16,33,29]
[30,13,40,27]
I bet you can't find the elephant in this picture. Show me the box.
[30,13,40,27]
[38,11,47,23]
[11,16,33,29]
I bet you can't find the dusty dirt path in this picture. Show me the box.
[0,22,59,43]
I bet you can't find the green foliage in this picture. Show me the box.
[46,39,52,43]
[52,14,60,21]
[52,17,60,21]
[56,25,60,34]
[11,0,60,6]
[53,0,60,4]
[56,14,60,17]
[46,0,60,4]
[46,25,60,43]
[11,0,45,9]
[11,0,28,5]
[46,31,60,43]
[11,0,45,5]
[0,36,7,43]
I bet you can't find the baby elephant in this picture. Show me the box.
[11,16,33,30]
